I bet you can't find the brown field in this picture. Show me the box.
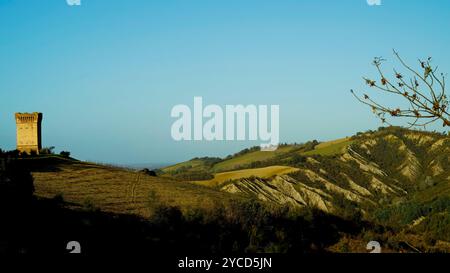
[31,159,244,217]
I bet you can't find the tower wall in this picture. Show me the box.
[15,112,43,154]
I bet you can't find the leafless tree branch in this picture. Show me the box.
[351,50,450,129]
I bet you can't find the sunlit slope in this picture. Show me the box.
[211,146,299,172]
[193,166,299,187]
[161,157,220,173]
[32,127,449,221]
[217,128,450,213]
[161,138,354,176]
[302,137,353,156]
[32,159,244,217]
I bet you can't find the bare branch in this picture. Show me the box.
[352,51,450,128]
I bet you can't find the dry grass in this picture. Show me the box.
[32,160,243,218]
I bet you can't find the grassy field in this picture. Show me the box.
[302,137,353,156]
[211,146,298,172]
[193,165,299,187]
[162,138,353,176]
[161,158,209,173]
[31,158,244,217]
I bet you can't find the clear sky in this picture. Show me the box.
[1,0,450,165]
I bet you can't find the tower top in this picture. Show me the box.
[15,112,43,123]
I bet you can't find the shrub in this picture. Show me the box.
[83,198,97,211]
[59,151,71,158]
[140,168,157,176]
[53,192,65,204]
[40,146,55,155]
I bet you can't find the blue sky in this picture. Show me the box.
[1,0,450,164]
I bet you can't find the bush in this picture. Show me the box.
[52,192,65,205]
[40,146,55,155]
[59,151,71,158]
[83,198,97,211]
[140,168,157,176]
[415,212,450,242]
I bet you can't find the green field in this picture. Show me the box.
[211,145,298,172]
[302,138,353,156]
[162,138,354,176]
[162,158,214,173]
[193,165,299,187]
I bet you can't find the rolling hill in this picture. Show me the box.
[192,165,299,187]
[29,157,244,218]
[158,127,450,251]
[5,126,449,252]
[159,127,450,213]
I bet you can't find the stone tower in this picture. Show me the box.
[15,112,43,154]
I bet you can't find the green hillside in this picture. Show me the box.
[160,138,354,178]
[160,142,313,177]
[302,137,354,156]
[193,165,299,187]
[211,145,299,172]
[158,126,450,252]
[161,157,220,173]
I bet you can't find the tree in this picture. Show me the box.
[351,50,449,129]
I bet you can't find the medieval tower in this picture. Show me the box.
[15,112,43,154]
